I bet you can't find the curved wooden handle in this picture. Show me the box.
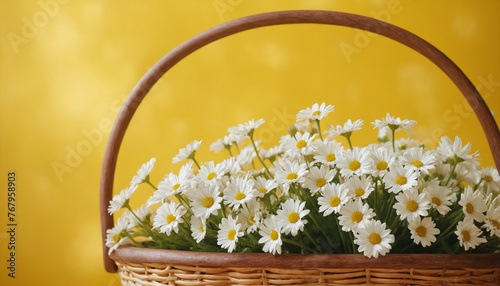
[100,10,500,273]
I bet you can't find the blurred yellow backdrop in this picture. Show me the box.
[0,1,499,285]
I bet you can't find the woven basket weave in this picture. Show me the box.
[100,10,500,285]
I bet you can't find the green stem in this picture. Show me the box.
[392,129,396,153]
[249,132,273,178]
[445,161,458,187]
[144,177,157,190]
[190,156,201,169]
[315,119,324,140]
[282,237,316,253]
[345,134,353,149]
[226,146,233,157]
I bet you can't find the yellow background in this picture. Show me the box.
[1,1,499,285]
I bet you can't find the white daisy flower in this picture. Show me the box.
[336,147,373,178]
[345,175,374,200]
[312,139,344,167]
[259,145,283,160]
[482,206,500,237]
[190,216,207,243]
[223,175,256,211]
[383,162,419,194]
[371,113,417,133]
[283,131,317,156]
[296,102,334,122]
[128,204,155,228]
[339,199,375,232]
[106,215,132,255]
[377,126,391,142]
[394,188,430,221]
[455,218,487,251]
[172,140,202,164]
[479,167,500,194]
[401,147,435,175]
[108,184,138,214]
[235,144,256,169]
[276,199,310,236]
[210,135,232,153]
[423,180,454,216]
[189,183,222,219]
[228,118,265,138]
[435,136,479,166]
[258,216,283,255]
[318,183,350,216]
[237,200,262,233]
[395,138,418,152]
[130,158,156,185]
[217,215,243,253]
[459,187,486,222]
[153,201,187,236]
[274,159,308,194]
[196,161,228,185]
[369,147,396,177]
[408,216,440,247]
[326,119,363,139]
[302,165,337,195]
[253,177,278,198]
[354,220,394,258]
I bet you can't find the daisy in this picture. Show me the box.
[253,177,278,198]
[217,215,244,253]
[408,216,440,247]
[283,131,317,156]
[259,145,283,161]
[455,218,487,251]
[190,216,207,243]
[383,162,419,194]
[274,159,308,194]
[394,188,430,221]
[223,175,256,211]
[312,139,344,167]
[401,147,435,175]
[108,184,138,214]
[130,158,156,185]
[371,113,417,133]
[106,215,132,255]
[196,161,228,185]
[326,119,363,139]
[276,199,310,236]
[296,102,334,122]
[258,216,283,255]
[339,199,375,232]
[369,147,396,177]
[345,175,374,200]
[302,165,337,195]
[189,183,222,219]
[482,206,500,237]
[235,144,256,169]
[128,204,155,228]
[354,220,394,258]
[153,201,187,236]
[318,183,350,216]
[210,135,232,153]
[435,136,479,166]
[336,147,373,177]
[423,180,454,216]
[172,140,202,164]
[228,118,265,138]
[479,167,500,194]
[237,200,262,233]
[459,187,486,222]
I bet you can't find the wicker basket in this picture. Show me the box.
[100,10,500,285]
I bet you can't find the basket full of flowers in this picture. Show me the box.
[100,10,500,285]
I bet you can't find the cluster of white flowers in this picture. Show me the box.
[107,103,500,258]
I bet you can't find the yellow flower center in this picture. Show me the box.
[296,140,307,149]
[200,226,204,233]
[465,203,474,214]
[416,226,427,237]
[355,188,365,197]
[459,181,469,189]
[491,219,500,229]
[369,233,382,245]
[316,178,326,187]
[412,160,423,168]
[172,183,180,191]
[287,173,298,180]
[248,216,255,226]
[235,192,246,201]
[349,160,361,171]
[270,230,279,240]
[407,200,418,212]
[227,229,237,241]
[202,197,214,208]
[166,214,176,224]
[258,188,268,194]
[462,230,471,242]
[330,197,341,207]
[485,175,493,182]
[396,176,407,185]
[326,153,336,162]
[312,110,321,117]
[377,161,388,171]
[351,211,363,223]
[113,234,121,243]
[207,172,217,180]
[288,212,300,223]
[432,197,442,206]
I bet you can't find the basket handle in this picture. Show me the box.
[100,10,500,273]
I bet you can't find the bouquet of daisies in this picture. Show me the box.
[106,103,500,258]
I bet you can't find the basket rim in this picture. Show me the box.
[111,246,500,269]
